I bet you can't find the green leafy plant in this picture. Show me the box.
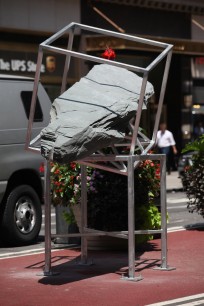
[182,134,204,154]
[182,134,204,217]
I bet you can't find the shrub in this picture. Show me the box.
[182,134,204,217]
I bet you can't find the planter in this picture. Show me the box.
[54,205,80,245]
[72,204,128,250]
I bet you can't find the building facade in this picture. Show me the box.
[81,0,204,152]
[0,0,81,100]
[1,0,204,151]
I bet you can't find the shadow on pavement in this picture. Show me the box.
[25,241,161,286]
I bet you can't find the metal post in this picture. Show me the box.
[43,158,52,275]
[80,164,88,264]
[41,158,60,276]
[156,154,175,271]
[122,156,142,281]
[160,154,168,269]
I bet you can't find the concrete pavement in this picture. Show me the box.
[166,171,183,192]
[0,171,203,306]
[0,228,203,306]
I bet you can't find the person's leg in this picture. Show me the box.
[159,147,171,174]
[164,147,171,174]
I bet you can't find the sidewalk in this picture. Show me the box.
[166,170,183,192]
[0,172,203,306]
[0,228,203,306]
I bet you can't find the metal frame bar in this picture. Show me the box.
[43,153,175,279]
[24,23,175,280]
[25,22,173,161]
[43,158,52,275]
[80,165,88,264]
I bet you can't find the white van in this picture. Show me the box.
[0,74,51,246]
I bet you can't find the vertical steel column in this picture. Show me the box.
[160,154,167,268]
[153,154,175,272]
[80,164,88,263]
[128,156,135,278]
[43,158,52,275]
[124,156,142,281]
[159,154,175,271]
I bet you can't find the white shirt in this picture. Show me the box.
[156,130,176,148]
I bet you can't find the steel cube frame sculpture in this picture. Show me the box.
[25,23,175,280]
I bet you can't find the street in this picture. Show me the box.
[0,189,203,259]
[167,191,204,231]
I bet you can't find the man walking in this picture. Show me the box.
[156,122,177,174]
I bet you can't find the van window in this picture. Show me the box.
[21,91,43,122]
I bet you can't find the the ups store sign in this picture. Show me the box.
[0,50,77,83]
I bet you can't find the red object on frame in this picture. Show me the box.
[101,47,116,60]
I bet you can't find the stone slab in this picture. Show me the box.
[40,64,154,163]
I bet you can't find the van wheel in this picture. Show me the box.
[1,185,42,246]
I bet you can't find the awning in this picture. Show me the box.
[92,0,204,15]
[85,34,204,56]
